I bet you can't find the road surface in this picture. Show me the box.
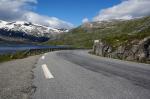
[33,50,150,99]
[0,55,40,99]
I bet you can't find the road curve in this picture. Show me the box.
[33,50,150,99]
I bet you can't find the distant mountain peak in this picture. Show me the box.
[0,20,69,42]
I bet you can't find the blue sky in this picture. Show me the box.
[0,0,150,28]
[35,0,121,26]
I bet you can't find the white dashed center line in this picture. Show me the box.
[41,56,45,60]
[42,64,54,79]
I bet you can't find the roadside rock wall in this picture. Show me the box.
[93,37,150,63]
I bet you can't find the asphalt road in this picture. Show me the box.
[33,50,150,99]
[0,55,40,99]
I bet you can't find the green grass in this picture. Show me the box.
[0,54,12,62]
[0,51,32,63]
[0,50,43,63]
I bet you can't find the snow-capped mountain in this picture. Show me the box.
[0,20,68,42]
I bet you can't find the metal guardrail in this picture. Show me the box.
[24,46,74,56]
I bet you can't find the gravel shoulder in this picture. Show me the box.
[0,55,41,99]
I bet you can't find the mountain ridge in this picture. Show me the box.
[45,16,150,48]
[0,20,68,42]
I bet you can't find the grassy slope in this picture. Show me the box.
[45,16,150,48]
[0,51,28,63]
[0,50,42,63]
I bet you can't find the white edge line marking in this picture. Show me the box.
[42,64,54,79]
[41,56,45,60]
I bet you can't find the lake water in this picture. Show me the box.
[0,44,66,55]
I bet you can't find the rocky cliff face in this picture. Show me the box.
[93,37,150,63]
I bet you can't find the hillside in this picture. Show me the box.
[45,16,150,48]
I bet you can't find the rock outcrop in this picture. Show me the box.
[93,37,150,63]
[93,40,112,57]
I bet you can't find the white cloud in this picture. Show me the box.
[0,0,73,29]
[94,0,150,21]
[21,12,73,29]
[82,18,89,23]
